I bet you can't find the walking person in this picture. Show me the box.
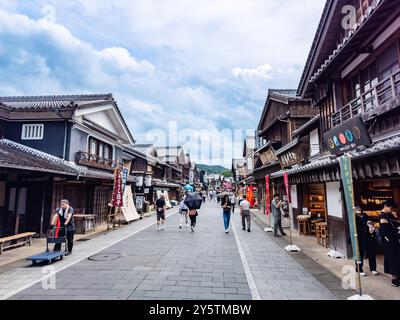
[178,198,189,229]
[379,200,400,287]
[240,195,251,232]
[230,193,236,214]
[51,199,75,256]
[354,205,378,276]
[202,191,207,204]
[156,195,167,231]
[221,195,232,234]
[188,209,198,232]
[272,194,287,237]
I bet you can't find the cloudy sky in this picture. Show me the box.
[0,0,326,166]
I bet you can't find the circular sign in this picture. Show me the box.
[353,126,362,139]
[333,136,340,147]
[345,130,354,143]
[339,133,347,145]
[327,139,335,149]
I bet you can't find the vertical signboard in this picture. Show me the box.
[265,175,270,215]
[112,167,123,208]
[339,155,359,261]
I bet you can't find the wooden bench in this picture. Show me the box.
[0,232,36,255]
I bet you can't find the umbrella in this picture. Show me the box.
[184,192,203,210]
[184,184,194,191]
[217,191,234,198]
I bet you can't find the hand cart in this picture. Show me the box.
[26,227,67,265]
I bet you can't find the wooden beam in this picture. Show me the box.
[396,157,400,174]
[365,163,372,178]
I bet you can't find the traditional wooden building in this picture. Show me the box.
[253,89,316,215]
[0,94,136,237]
[274,0,400,257]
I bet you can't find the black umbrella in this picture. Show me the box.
[184,192,203,210]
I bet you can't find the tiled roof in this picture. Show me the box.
[0,94,135,144]
[269,89,298,98]
[0,94,113,111]
[292,115,320,136]
[156,146,183,157]
[309,0,383,84]
[245,136,256,150]
[132,144,154,155]
[0,139,80,176]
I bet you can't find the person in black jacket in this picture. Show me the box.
[354,205,378,276]
[379,200,400,287]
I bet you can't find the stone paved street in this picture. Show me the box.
[6,202,347,300]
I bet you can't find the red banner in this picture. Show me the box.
[283,171,291,204]
[246,186,255,208]
[265,175,270,215]
[112,167,123,207]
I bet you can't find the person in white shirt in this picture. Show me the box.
[230,194,236,213]
[178,197,189,229]
[240,195,251,232]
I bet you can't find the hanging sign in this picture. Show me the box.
[324,116,372,155]
[112,167,123,208]
[122,168,129,194]
[283,171,291,203]
[265,175,271,216]
[339,155,360,261]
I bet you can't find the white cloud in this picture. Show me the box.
[232,64,273,80]
[0,1,327,164]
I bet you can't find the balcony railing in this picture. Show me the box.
[332,69,400,126]
[76,151,118,171]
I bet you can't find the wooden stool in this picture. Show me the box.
[297,216,311,236]
[311,219,324,235]
[316,222,328,247]
[320,223,328,248]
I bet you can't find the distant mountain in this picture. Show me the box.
[196,164,230,174]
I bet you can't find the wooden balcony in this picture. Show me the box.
[75,151,118,171]
[332,69,400,126]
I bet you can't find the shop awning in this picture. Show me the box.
[153,180,181,188]
[271,133,400,179]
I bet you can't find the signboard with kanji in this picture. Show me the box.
[112,167,123,207]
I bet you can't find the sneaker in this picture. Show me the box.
[65,252,71,256]
[191,226,194,232]
[372,271,379,276]
[179,225,182,229]
[274,235,281,238]
[225,229,229,234]
[248,229,251,233]
[359,272,367,277]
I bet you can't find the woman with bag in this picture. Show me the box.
[188,209,198,232]
[379,200,400,287]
